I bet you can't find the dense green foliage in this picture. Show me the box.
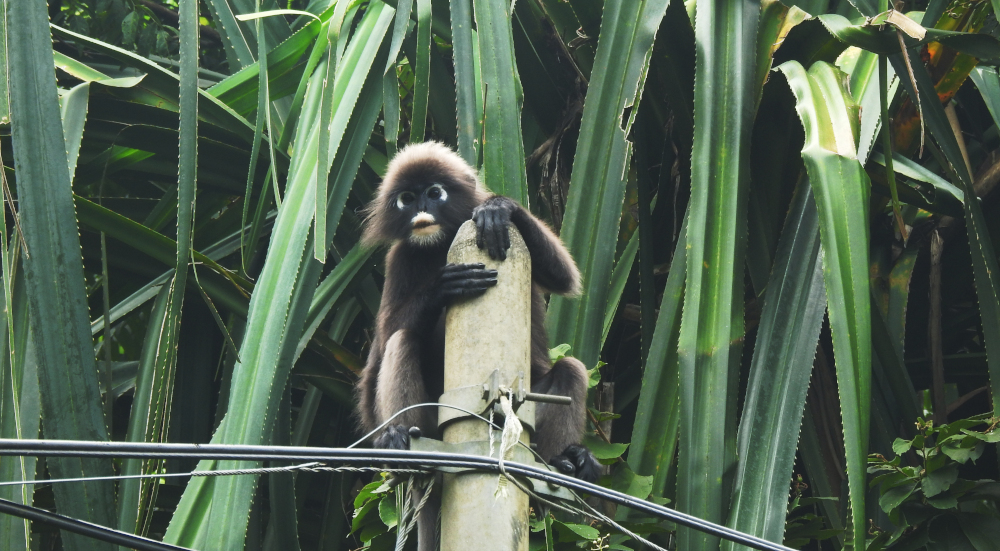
[2,0,1000,550]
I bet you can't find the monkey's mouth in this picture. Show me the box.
[411,213,440,236]
[412,223,441,236]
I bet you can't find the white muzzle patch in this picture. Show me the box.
[410,212,442,245]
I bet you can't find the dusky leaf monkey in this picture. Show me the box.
[355,141,600,547]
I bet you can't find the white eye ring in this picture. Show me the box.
[396,191,416,209]
[427,183,447,201]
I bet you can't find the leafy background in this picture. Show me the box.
[2,0,1000,550]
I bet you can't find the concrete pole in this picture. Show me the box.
[440,220,531,551]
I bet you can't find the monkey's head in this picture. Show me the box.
[362,142,489,247]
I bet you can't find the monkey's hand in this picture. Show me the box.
[550,444,601,483]
[434,263,498,304]
[472,196,517,260]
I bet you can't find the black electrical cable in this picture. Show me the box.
[0,439,795,551]
[0,496,193,551]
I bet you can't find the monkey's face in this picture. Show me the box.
[394,182,450,246]
[361,142,486,247]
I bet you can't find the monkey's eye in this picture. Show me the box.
[396,191,416,209]
[426,183,447,201]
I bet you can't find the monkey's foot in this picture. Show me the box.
[550,444,601,483]
[373,424,412,450]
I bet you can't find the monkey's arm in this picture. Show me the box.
[380,246,500,335]
[361,257,497,422]
[359,261,498,448]
[472,196,581,295]
[405,263,500,331]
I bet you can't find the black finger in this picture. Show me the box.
[497,218,507,261]
[489,211,503,260]
[443,262,486,272]
[458,277,497,289]
[481,210,492,256]
[476,215,486,250]
[487,224,498,259]
[495,211,508,260]
[439,264,488,279]
[502,218,510,254]
[441,275,498,291]
[440,274,495,287]
[442,267,494,277]
[451,278,498,292]
[439,268,497,282]
[462,283,494,296]
[483,209,495,256]
[473,209,485,248]
[441,283,495,299]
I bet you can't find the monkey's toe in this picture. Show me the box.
[550,444,601,483]
[373,424,411,450]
